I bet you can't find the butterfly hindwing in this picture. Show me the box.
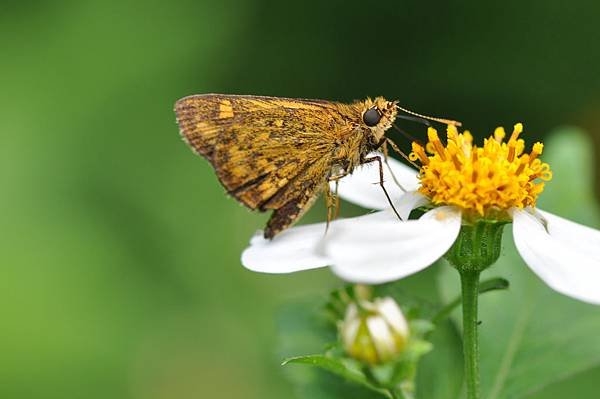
[213,124,331,211]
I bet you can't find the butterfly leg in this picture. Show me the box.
[385,137,419,168]
[324,185,334,233]
[333,179,340,220]
[324,175,343,233]
[363,155,402,220]
[381,141,407,193]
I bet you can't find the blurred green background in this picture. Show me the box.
[2,1,600,398]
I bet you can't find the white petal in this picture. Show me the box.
[341,304,360,348]
[536,209,600,258]
[376,297,409,338]
[325,207,462,284]
[332,152,420,210]
[395,191,430,221]
[241,222,331,273]
[512,207,600,305]
[367,316,395,359]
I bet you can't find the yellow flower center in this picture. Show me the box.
[409,123,552,220]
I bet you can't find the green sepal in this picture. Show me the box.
[444,220,507,273]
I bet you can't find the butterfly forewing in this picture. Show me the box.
[175,94,354,237]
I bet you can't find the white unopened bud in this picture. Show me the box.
[340,297,410,364]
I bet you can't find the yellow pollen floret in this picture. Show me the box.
[409,123,552,220]
[530,142,543,162]
[509,123,523,141]
[493,127,506,142]
[409,142,429,165]
[428,127,447,160]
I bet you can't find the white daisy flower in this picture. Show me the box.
[242,124,600,305]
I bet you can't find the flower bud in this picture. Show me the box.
[340,297,410,365]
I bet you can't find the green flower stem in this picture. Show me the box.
[444,221,506,399]
[460,270,481,399]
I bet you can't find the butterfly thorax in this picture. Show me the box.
[329,97,398,175]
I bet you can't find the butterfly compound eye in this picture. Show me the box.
[363,107,381,127]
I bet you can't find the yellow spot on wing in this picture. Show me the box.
[196,121,211,130]
[272,100,321,110]
[219,100,234,119]
[243,99,322,111]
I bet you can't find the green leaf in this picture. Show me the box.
[438,128,600,399]
[277,300,385,399]
[283,355,394,398]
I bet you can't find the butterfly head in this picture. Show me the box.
[360,97,398,142]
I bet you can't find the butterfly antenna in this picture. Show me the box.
[396,104,462,127]
[396,113,431,127]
